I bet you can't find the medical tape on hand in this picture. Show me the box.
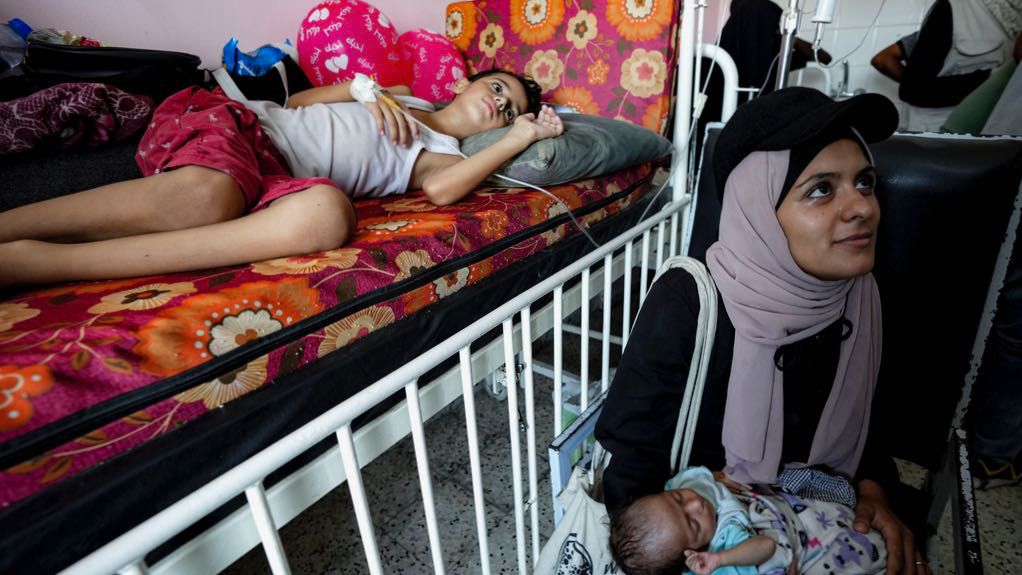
[350,73,379,104]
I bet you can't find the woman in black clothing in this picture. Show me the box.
[595,88,931,575]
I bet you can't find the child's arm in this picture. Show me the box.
[286,82,412,108]
[288,82,419,145]
[683,535,775,575]
[412,106,563,206]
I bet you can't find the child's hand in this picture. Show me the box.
[507,105,563,146]
[363,94,420,147]
[684,549,722,575]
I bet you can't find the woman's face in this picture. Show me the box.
[777,138,880,280]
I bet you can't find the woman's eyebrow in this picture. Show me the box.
[795,171,838,188]
[795,163,874,189]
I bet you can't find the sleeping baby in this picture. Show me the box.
[609,466,887,575]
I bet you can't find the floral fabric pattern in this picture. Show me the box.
[448,0,680,134]
[0,165,654,506]
[0,0,677,514]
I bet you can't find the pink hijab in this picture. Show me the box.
[704,149,882,484]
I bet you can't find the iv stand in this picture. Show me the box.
[776,0,837,91]
[775,0,801,90]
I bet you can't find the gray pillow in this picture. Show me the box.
[460,113,672,187]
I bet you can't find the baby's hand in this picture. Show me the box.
[508,104,564,145]
[684,549,722,575]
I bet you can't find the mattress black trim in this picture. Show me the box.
[0,161,663,470]
[0,183,663,575]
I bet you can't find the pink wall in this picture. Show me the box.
[702,0,730,43]
[6,0,453,68]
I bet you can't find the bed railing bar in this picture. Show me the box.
[602,254,613,392]
[679,197,693,257]
[672,0,697,204]
[700,43,739,122]
[404,379,446,574]
[931,428,984,574]
[580,268,591,412]
[640,230,651,304]
[669,212,680,259]
[458,347,492,575]
[336,424,384,575]
[553,285,564,436]
[556,324,624,345]
[656,219,667,272]
[501,319,530,574]
[117,561,150,575]
[623,240,634,348]
[244,482,292,575]
[520,307,542,564]
[65,200,687,575]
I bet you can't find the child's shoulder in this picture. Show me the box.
[394,95,437,112]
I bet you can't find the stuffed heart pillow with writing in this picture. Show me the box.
[297,0,410,87]
[398,29,467,103]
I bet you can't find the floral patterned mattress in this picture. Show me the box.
[0,163,658,510]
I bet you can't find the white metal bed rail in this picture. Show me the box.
[63,197,689,575]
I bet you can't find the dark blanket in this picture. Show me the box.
[0,82,151,155]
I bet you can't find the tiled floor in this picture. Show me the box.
[225,369,561,574]
[225,332,1022,574]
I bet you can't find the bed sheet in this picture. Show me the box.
[0,163,658,508]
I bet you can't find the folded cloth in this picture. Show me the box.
[0,82,152,155]
[776,465,858,508]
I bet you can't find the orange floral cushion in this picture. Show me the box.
[446,0,680,134]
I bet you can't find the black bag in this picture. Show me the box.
[226,55,312,106]
[0,41,208,103]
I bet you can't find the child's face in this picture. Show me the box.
[643,488,716,552]
[447,73,530,134]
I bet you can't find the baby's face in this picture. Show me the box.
[643,488,716,551]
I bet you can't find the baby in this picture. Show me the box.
[609,466,887,575]
[610,466,774,575]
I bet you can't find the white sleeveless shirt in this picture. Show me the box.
[242,96,460,199]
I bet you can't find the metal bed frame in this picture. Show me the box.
[53,0,1018,570]
[57,1,753,572]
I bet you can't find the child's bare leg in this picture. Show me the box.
[0,184,354,287]
[0,166,246,243]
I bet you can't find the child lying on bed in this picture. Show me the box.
[610,466,887,575]
[0,69,559,287]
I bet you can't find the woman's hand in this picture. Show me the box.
[853,479,932,575]
[506,105,563,147]
[713,469,752,494]
[364,93,420,148]
[684,549,721,575]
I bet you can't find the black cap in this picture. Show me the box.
[712,87,899,199]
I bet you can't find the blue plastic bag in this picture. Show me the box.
[222,37,297,77]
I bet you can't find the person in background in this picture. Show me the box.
[940,31,1022,134]
[719,0,832,94]
[871,0,1019,132]
[967,225,1022,487]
